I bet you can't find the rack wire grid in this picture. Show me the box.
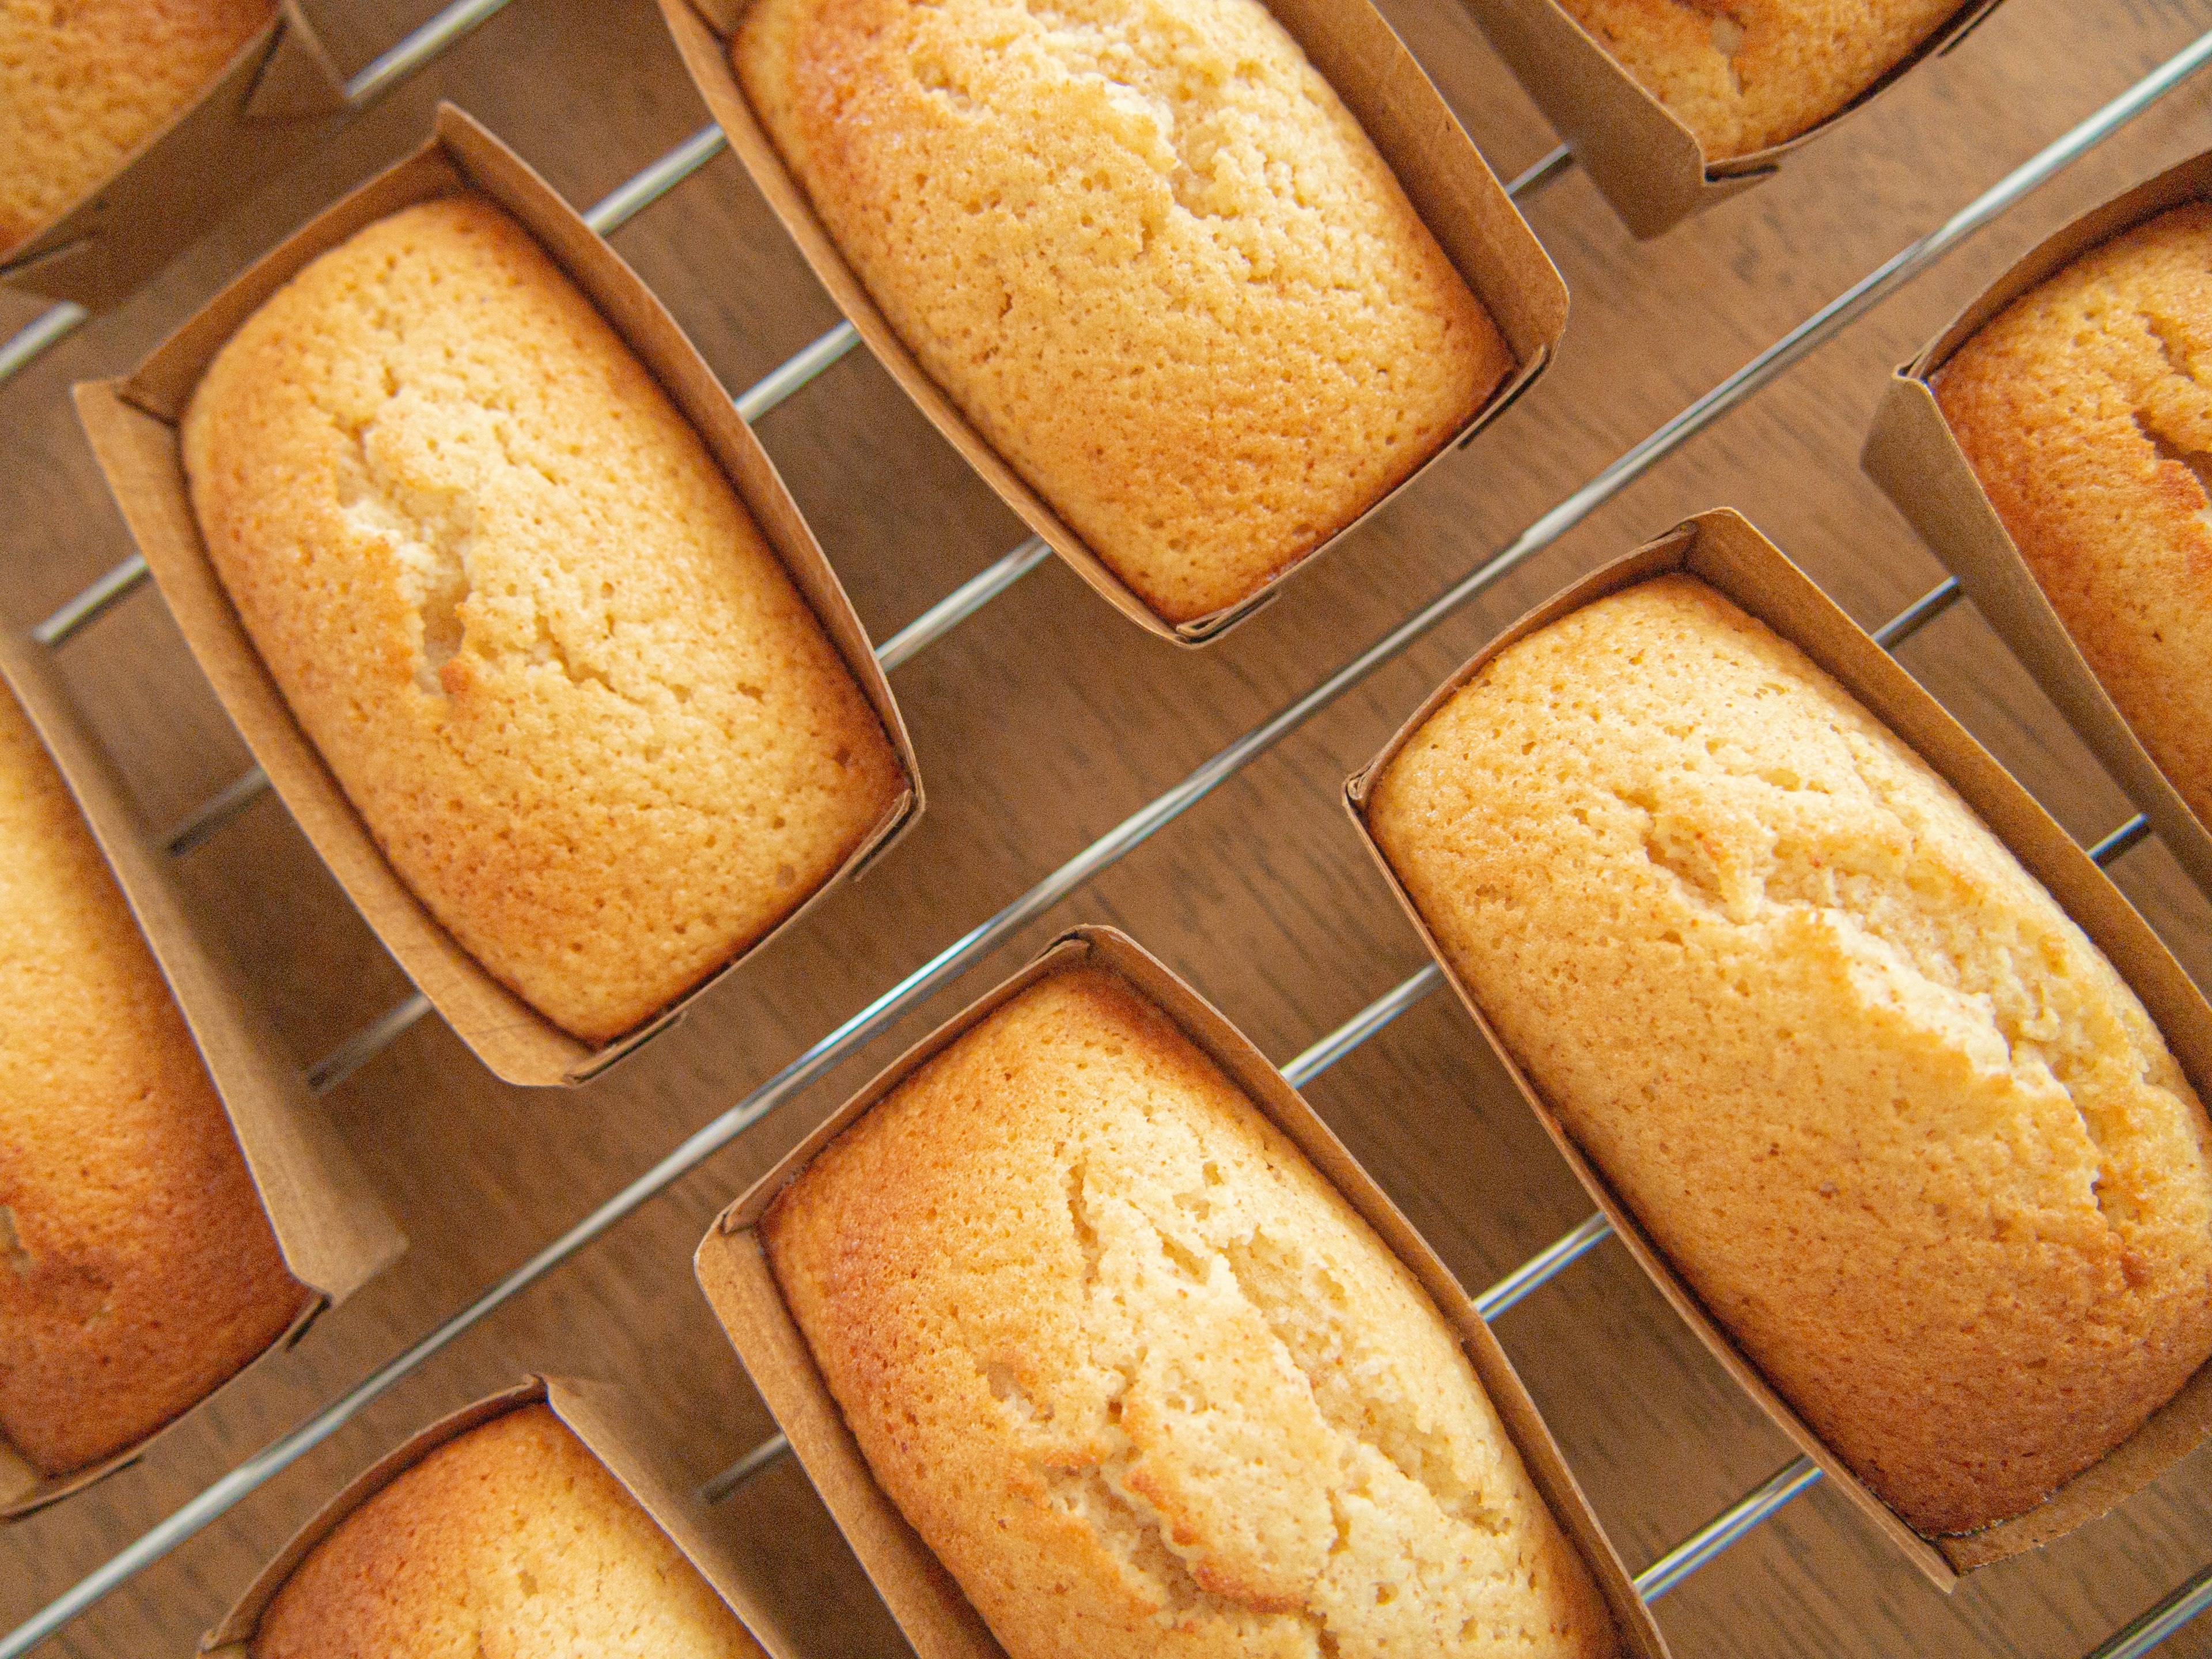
[2,2,2210,1655]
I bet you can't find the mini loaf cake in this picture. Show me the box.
[252,1404,760,1658]
[1365,575,2212,1537]
[734,0,1513,624]
[764,965,1618,1659]
[1,0,275,249]
[0,680,301,1476]
[1935,203,2212,831]
[183,194,905,1043]
[1553,0,1963,160]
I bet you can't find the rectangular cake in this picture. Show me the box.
[756,955,1622,1658]
[1362,566,2212,1540]
[1932,203,2212,836]
[0,677,304,1478]
[180,191,908,1046]
[730,0,1516,625]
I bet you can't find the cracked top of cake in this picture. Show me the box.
[1365,573,2212,1536]
[1936,201,2212,834]
[733,0,1513,624]
[762,963,1618,1659]
[180,194,904,1043]
[1551,0,1964,161]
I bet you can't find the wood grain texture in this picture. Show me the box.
[2,1,2210,1655]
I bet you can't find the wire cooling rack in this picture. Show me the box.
[1,2,2209,1654]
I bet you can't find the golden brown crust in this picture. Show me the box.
[1936,203,2212,834]
[252,1404,761,1658]
[764,966,1617,1659]
[0,680,301,1476]
[0,0,274,249]
[1367,576,2212,1536]
[1554,0,1963,160]
[734,0,1512,623]
[182,195,904,1043]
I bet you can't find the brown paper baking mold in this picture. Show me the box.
[694,924,1671,1659]
[2,0,351,312]
[1863,146,2212,906]
[659,0,1569,646]
[1457,0,2008,238]
[73,103,924,1089]
[0,629,402,1520]
[1344,507,2212,1586]
[200,1376,790,1659]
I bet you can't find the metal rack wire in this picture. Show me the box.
[3,20,2210,1659]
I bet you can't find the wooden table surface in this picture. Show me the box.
[4,1,2211,1654]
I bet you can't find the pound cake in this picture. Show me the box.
[0,679,301,1476]
[1936,203,2212,832]
[764,965,1618,1659]
[183,195,905,1043]
[1554,0,1963,160]
[734,0,1513,624]
[1366,575,2212,1536]
[1,0,274,249]
[253,1403,761,1658]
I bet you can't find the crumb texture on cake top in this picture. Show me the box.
[734,0,1512,623]
[764,965,1618,1658]
[0,681,301,1476]
[1936,202,2212,832]
[1367,575,2212,1536]
[252,1404,760,1658]
[182,195,904,1043]
[1,0,275,248]
[1552,0,1963,160]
